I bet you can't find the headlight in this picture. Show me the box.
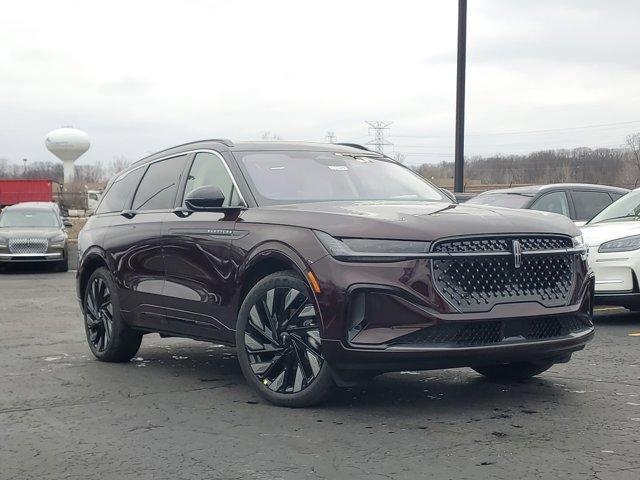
[0,237,6,248]
[572,235,584,248]
[50,233,67,247]
[598,235,640,253]
[315,231,431,261]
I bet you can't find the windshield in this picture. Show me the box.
[0,210,60,228]
[589,190,638,224]
[235,151,447,205]
[466,192,533,209]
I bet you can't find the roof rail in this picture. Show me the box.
[205,138,234,147]
[334,143,373,152]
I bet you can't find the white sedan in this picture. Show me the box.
[581,189,640,309]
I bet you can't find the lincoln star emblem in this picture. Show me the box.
[513,240,522,269]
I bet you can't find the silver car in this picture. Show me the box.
[0,202,70,272]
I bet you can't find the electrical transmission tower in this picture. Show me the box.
[325,131,337,143]
[365,121,393,153]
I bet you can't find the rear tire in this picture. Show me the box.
[236,271,335,407]
[83,267,142,362]
[473,361,554,381]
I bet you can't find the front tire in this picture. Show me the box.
[236,271,335,407]
[473,361,554,381]
[83,267,142,362]
[55,256,69,272]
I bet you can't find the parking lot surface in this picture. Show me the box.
[1,269,640,480]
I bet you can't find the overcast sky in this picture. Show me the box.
[1,0,640,168]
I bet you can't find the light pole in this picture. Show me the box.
[454,0,467,193]
[22,158,28,175]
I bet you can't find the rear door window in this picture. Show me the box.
[95,167,145,214]
[132,155,188,211]
[530,191,570,217]
[571,190,614,221]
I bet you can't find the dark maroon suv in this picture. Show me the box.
[77,140,594,406]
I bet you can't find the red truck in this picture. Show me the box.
[0,179,56,208]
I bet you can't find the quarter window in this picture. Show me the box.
[95,167,145,214]
[183,152,243,207]
[132,155,188,211]
[530,191,570,217]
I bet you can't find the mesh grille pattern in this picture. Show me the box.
[433,236,572,253]
[432,236,575,313]
[8,238,48,254]
[393,316,590,348]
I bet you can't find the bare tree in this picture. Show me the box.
[626,133,640,185]
[261,131,283,140]
[75,161,106,183]
[393,152,406,164]
[109,155,132,178]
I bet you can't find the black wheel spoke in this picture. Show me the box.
[85,277,113,353]
[244,286,323,394]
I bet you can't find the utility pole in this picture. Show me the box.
[454,0,467,193]
[325,131,337,143]
[365,121,393,154]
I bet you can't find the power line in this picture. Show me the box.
[391,119,640,140]
[365,121,393,153]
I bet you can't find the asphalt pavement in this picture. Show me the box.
[1,269,639,480]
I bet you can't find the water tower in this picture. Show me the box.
[45,127,90,185]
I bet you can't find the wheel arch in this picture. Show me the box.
[235,241,315,314]
[77,247,110,309]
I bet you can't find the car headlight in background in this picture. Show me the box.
[0,237,7,248]
[49,234,67,248]
[598,235,640,253]
[315,231,431,261]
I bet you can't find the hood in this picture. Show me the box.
[239,201,580,240]
[0,227,64,240]
[581,220,640,247]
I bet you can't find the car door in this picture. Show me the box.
[107,154,189,330]
[529,190,571,219]
[162,151,247,343]
[569,190,616,225]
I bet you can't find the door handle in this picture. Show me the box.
[172,207,193,218]
[121,209,137,219]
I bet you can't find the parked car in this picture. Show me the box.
[581,188,640,309]
[77,140,594,406]
[0,202,71,271]
[466,184,628,226]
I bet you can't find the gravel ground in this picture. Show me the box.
[1,270,639,480]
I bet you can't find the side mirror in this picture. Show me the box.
[185,185,226,211]
[63,218,73,228]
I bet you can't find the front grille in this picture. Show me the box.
[432,236,572,253]
[392,316,592,348]
[8,238,49,254]
[432,236,575,313]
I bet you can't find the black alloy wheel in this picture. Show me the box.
[83,267,142,362]
[85,276,113,353]
[237,272,334,406]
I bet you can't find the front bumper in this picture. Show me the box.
[588,246,640,307]
[0,252,64,263]
[310,254,594,372]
